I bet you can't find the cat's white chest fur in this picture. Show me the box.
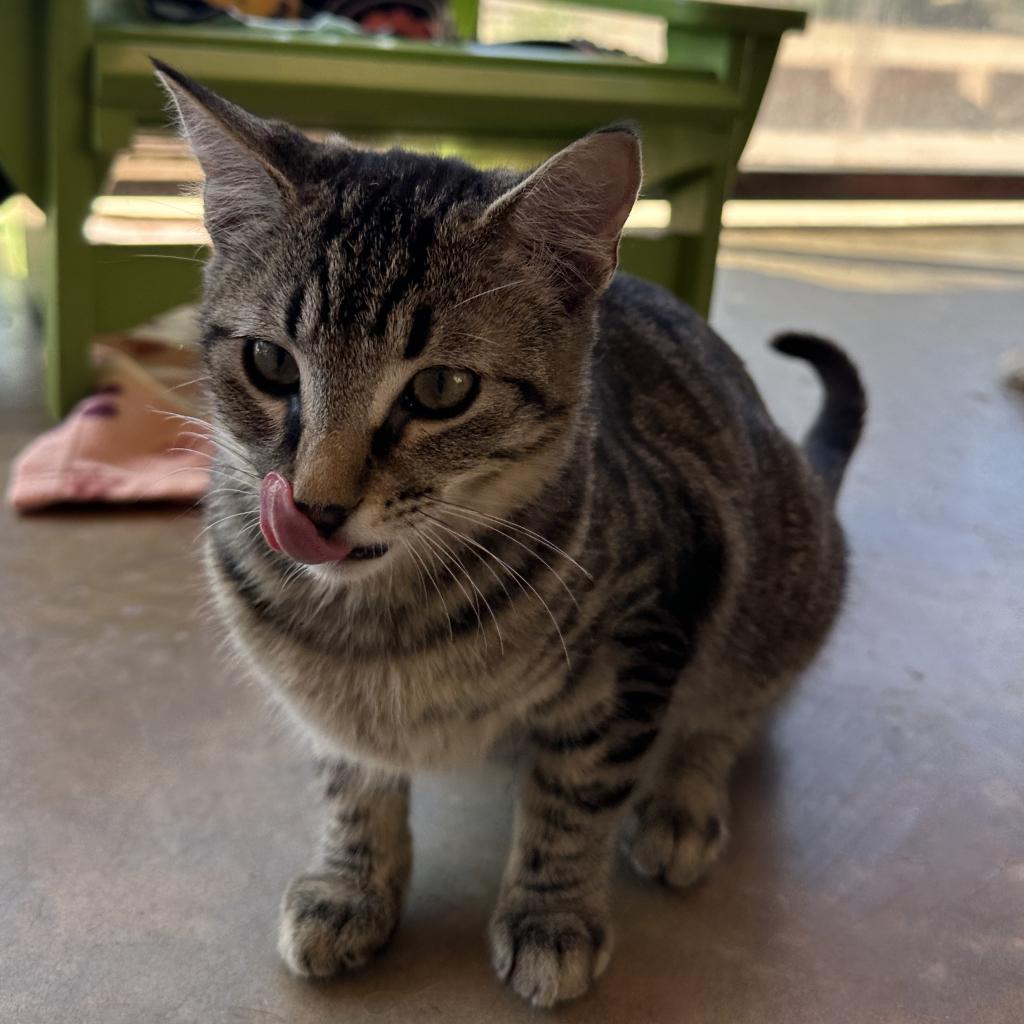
[236,619,556,771]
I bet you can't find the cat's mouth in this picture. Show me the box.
[259,473,389,566]
[348,544,390,561]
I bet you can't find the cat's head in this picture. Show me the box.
[156,62,641,580]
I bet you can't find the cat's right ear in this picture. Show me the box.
[478,125,642,310]
[151,59,317,252]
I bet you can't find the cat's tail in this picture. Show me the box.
[770,332,866,501]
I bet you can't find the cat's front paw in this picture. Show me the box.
[489,900,613,1008]
[278,873,401,977]
[623,792,730,888]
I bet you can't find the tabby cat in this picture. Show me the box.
[155,60,866,1007]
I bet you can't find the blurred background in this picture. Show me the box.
[9,0,1022,330]
[488,0,1024,175]
[81,0,1024,219]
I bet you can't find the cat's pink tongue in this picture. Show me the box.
[259,472,353,564]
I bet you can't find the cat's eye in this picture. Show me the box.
[404,366,479,419]
[243,339,300,397]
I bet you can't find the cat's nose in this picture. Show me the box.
[294,501,354,539]
[260,473,355,564]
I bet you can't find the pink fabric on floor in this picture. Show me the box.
[6,343,213,512]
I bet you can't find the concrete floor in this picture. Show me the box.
[2,256,1022,1024]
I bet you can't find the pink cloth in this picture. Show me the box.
[7,341,213,512]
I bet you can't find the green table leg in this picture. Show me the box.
[43,1,98,416]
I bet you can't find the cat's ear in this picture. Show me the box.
[151,59,316,251]
[481,126,642,308]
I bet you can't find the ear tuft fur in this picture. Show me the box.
[151,60,316,252]
[482,127,642,308]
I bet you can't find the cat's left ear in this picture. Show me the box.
[152,59,319,252]
[481,125,642,308]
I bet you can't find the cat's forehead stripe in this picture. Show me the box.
[404,306,433,360]
[372,214,437,338]
[284,281,305,340]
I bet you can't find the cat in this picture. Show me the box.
[155,60,866,1007]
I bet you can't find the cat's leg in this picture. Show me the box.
[278,758,411,977]
[622,702,763,888]
[490,655,667,1007]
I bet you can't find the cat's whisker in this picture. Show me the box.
[139,461,220,491]
[419,513,524,599]
[174,426,261,473]
[424,513,513,606]
[421,524,505,659]
[210,465,262,484]
[420,512,569,668]
[204,485,255,499]
[167,436,262,483]
[210,467,262,487]
[404,535,454,643]
[282,560,310,588]
[160,412,255,462]
[401,536,431,608]
[185,483,251,518]
[439,278,526,315]
[407,555,429,610]
[122,251,207,265]
[162,449,260,488]
[212,451,262,479]
[447,330,495,346]
[311,572,343,617]
[159,410,214,430]
[166,374,212,393]
[420,521,503,654]
[416,528,486,642]
[424,502,581,611]
[228,519,264,547]
[176,493,209,518]
[428,497,592,580]
[166,445,214,460]
[167,428,251,465]
[385,551,397,607]
[195,508,260,542]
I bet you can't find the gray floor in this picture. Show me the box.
[2,257,1022,1024]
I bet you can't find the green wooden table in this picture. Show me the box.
[0,0,804,415]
